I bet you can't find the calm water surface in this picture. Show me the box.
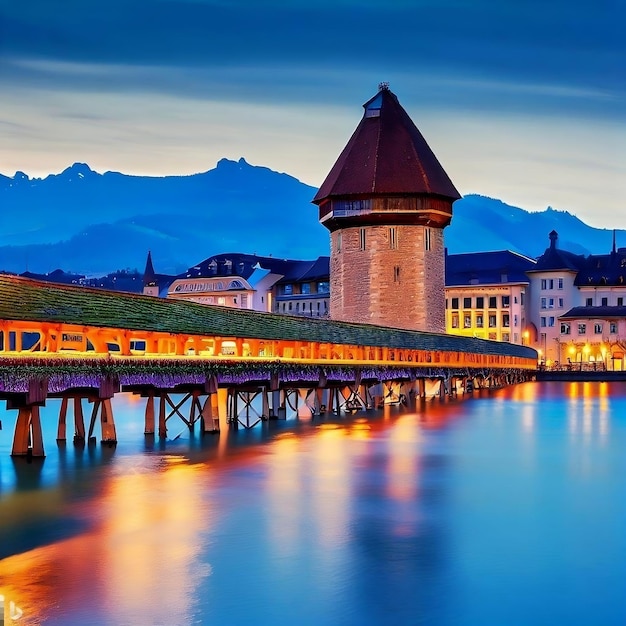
[0,381,625,625]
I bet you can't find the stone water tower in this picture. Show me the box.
[313,84,460,332]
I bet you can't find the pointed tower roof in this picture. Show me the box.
[314,84,461,203]
[143,251,157,287]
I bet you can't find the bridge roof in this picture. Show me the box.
[0,275,535,359]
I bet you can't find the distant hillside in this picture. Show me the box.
[0,159,619,274]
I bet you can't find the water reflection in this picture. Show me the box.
[0,384,625,625]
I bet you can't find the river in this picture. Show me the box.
[0,381,625,625]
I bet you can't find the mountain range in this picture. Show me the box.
[0,158,619,276]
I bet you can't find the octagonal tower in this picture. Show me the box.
[313,84,461,332]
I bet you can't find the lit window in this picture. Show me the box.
[464,314,471,328]
[359,228,366,250]
[424,228,432,251]
[476,314,484,328]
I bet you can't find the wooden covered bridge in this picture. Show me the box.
[0,275,537,456]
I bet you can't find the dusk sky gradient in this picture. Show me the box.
[2,0,624,227]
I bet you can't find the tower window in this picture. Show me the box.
[359,228,366,250]
[424,228,432,251]
[389,227,398,249]
[393,266,400,282]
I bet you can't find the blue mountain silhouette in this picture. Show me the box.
[0,158,619,275]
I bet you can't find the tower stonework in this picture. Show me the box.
[313,86,460,332]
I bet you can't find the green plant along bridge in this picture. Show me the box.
[0,275,537,456]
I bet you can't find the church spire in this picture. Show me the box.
[143,251,159,296]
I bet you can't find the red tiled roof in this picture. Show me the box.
[313,87,461,203]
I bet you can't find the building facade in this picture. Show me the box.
[163,253,330,317]
[445,250,536,344]
[313,84,460,332]
[527,231,626,369]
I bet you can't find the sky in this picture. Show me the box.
[1,0,625,227]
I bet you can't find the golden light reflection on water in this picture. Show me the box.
[0,458,213,625]
[386,415,420,504]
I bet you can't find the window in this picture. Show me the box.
[502,313,510,327]
[283,284,293,295]
[586,297,593,306]
[521,292,525,305]
[489,314,497,327]
[451,297,459,310]
[218,297,226,305]
[514,314,518,326]
[541,279,546,290]
[561,323,570,334]
[502,333,510,342]
[317,281,329,294]
[393,266,401,282]
[610,322,617,334]
[541,297,547,309]
[424,227,432,251]
[476,314,484,328]
[619,297,624,306]
[389,227,398,249]
[359,228,366,250]
[540,317,547,328]
[594,323,603,334]
[578,323,586,335]
[489,296,497,308]
[602,297,608,306]
[541,278,554,290]
[502,295,510,308]
[548,317,555,327]
[558,298,564,308]
[464,314,471,328]
[451,314,459,328]
[301,283,311,294]
[463,297,472,308]
[558,278,564,289]
[476,296,484,309]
